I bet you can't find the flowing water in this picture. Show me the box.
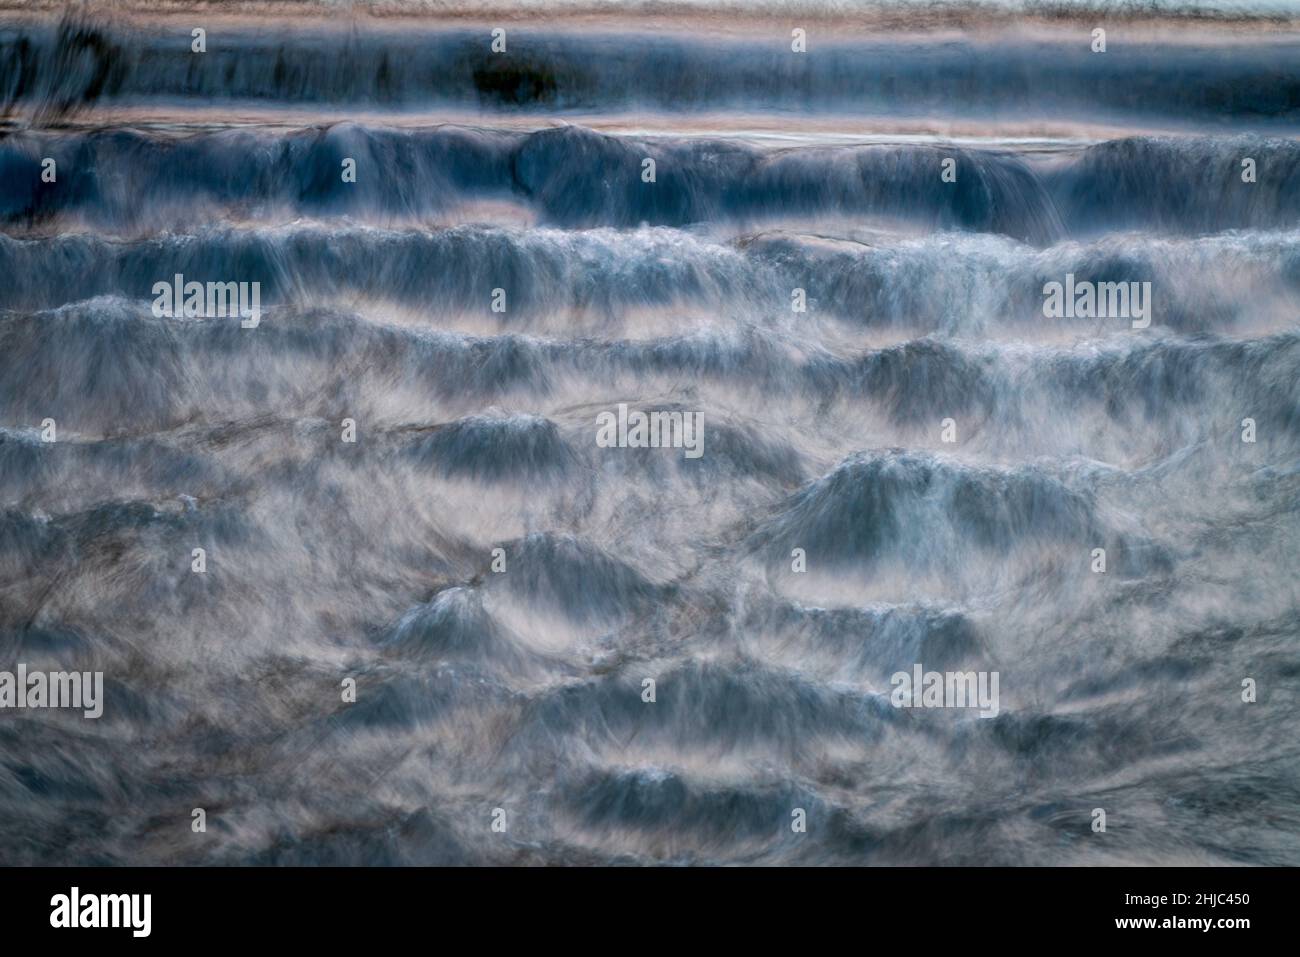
[1,1,1298,865]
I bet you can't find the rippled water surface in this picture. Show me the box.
[1,1,1298,866]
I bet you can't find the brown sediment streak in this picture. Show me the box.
[1,1,1298,34]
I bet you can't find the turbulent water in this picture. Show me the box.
[1,2,1298,866]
